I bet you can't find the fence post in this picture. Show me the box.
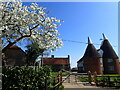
[68,75,70,83]
[94,71,97,85]
[75,75,77,82]
[88,71,92,84]
[59,71,62,85]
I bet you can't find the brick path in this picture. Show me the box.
[62,75,107,90]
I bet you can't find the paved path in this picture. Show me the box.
[62,75,107,90]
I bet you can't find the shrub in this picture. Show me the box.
[2,66,51,90]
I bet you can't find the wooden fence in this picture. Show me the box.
[88,71,120,88]
[45,71,71,89]
[51,71,120,88]
[72,71,120,88]
[45,71,63,90]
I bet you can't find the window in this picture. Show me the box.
[107,59,113,63]
[108,66,114,71]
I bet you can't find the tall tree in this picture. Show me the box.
[1,2,63,53]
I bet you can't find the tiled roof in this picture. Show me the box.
[83,44,101,58]
[100,40,118,59]
[77,37,101,63]
[5,45,26,54]
[43,57,70,65]
[9,45,21,49]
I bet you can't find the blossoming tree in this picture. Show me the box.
[1,2,63,53]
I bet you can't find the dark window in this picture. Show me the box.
[107,59,113,63]
[108,66,114,71]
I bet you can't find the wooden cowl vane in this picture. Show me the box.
[82,37,102,74]
[100,33,120,74]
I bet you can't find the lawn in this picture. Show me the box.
[77,75,88,82]
[77,74,120,89]
[78,74,120,82]
[51,72,70,78]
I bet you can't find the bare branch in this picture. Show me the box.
[16,25,23,36]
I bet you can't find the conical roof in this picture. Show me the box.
[83,37,101,58]
[77,37,101,63]
[100,34,118,59]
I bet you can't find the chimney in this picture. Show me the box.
[68,55,70,59]
[68,55,70,64]
[51,55,54,58]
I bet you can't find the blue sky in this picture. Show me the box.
[20,2,118,68]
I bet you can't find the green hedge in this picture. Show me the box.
[2,66,52,90]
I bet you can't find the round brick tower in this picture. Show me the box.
[79,37,103,74]
[100,34,120,74]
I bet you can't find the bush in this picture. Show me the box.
[2,66,52,90]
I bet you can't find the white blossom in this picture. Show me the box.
[55,19,60,23]
[1,2,63,52]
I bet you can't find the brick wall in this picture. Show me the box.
[103,58,120,74]
[83,57,103,74]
